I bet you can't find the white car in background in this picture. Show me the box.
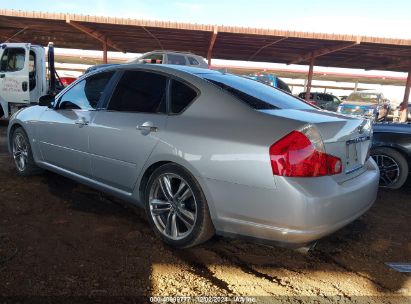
[130,51,209,69]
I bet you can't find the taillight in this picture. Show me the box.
[269,126,342,177]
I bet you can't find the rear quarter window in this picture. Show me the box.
[188,57,199,65]
[170,80,198,113]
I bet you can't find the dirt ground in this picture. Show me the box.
[0,120,410,303]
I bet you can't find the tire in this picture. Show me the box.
[144,163,214,248]
[11,127,42,176]
[371,147,409,190]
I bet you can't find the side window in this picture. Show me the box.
[0,48,26,72]
[58,71,114,110]
[167,54,187,65]
[0,49,9,71]
[187,57,199,65]
[170,80,198,114]
[29,51,36,91]
[140,53,164,64]
[108,71,167,113]
[322,94,333,102]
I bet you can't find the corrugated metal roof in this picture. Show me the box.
[1,9,410,72]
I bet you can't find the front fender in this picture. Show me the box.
[7,106,46,161]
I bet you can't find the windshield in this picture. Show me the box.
[347,93,380,103]
[202,73,313,110]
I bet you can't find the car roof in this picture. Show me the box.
[105,63,218,76]
[142,50,204,57]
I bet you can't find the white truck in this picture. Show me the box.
[0,42,59,118]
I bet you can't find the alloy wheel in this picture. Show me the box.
[372,154,400,187]
[149,173,197,240]
[12,133,29,172]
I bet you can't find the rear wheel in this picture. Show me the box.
[371,147,408,189]
[144,163,214,248]
[11,127,42,176]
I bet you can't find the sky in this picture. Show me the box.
[1,0,411,38]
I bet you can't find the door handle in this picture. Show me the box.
[75,117,89,127]
[137,121,158,133]
[0,74,5,78]
[22,81,28,92]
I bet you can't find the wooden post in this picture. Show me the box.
[103,37,108,64]
[207,26,218,67]
[399,70,411,122]
[305,57,315,101]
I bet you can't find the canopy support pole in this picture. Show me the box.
[103,37,108,64]
[399,69,411,122]
[305,57,315,101]
[207,26,218,67]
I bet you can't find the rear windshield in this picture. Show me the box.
[203,73,313,110]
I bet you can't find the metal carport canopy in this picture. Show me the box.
[1,9,411,72]
[0,9,410,120]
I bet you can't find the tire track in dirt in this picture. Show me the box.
[311,250,393,292]
[211,241,367,299]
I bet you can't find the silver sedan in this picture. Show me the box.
[8,64,379,248]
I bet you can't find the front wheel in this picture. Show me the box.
[11,127,42,176]
[144,163,214,248]
[371,147,409,189]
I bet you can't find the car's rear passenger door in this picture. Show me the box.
[88,70,168,192]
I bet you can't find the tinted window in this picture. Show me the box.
[188,57,199,65]
[204,74,313,110]
[0,48,25,72]
[139,53,164,64]
[58,72,114,110]
[170,80,197,113]
[299,92,313,100]
[108,71,167,113]
[167,54,186,65]
[276,78,291,93]
[319,94,333,102]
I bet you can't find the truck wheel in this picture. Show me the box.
[11,127,42,176]
[144,163,215,248]
[371,147,409,189]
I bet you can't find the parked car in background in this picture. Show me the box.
[337,91,391,121]
[130,51,208,69]
[8,65,379,248]
[246,73,292,93]
[387,103,411,122]
[298,92,341,111]
[371,123,411,189]
[59,76,77,87]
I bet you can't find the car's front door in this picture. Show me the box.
[0,44,30,104]
[88,70,168,192]
[37,71,114,177]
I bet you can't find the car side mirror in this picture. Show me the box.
[38,94,55,108]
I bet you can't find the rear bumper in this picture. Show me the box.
[204,158,379,245]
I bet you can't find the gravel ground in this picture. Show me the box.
[0,120,410,303]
